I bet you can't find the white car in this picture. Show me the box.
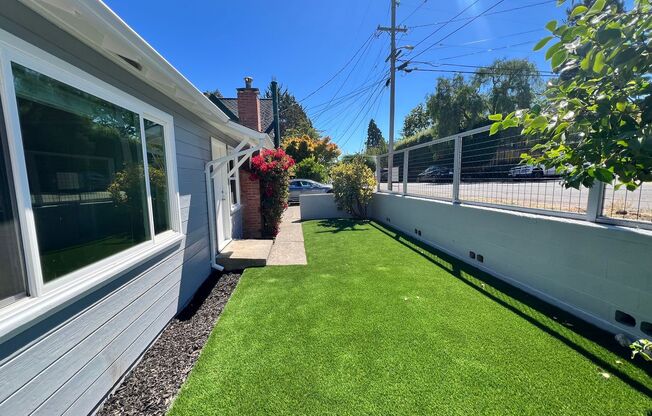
[508,164,557,179]
[289,179,333,203]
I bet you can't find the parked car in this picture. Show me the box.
[416,165,453,182]
[508,164,557,179]
[289,179,333,203]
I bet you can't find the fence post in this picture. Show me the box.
[452,135,462,203]
[375,155,380,192]
[402,150,409,195]
[586,182,605,222]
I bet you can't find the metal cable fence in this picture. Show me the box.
[375,125,652,229]
[458,129,588,214]
[601,182,652,224]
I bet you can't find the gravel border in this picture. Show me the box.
[96,272,241,416]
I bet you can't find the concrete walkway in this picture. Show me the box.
[267,206,307,265]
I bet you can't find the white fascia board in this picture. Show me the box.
[18,0,266,147]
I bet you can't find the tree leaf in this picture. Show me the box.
[594,167,614,183]
[530,115,548,130]
[580,49,594,71]
[551,50,569,69]
[586,0,606,17]
[533,36,554,51]
[488,113,503,121]
[489,122,502,136]
[570,5,588,17]
[545,42,562,60]
[545,20,558,32]
[593,51,605,73]
[596,28,621,44]
[613,47,637,66]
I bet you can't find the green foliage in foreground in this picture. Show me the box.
[169,220,652,415]
[330,156,376,218]
[491,0,652,190]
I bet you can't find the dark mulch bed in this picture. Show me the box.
[96,272,241,416]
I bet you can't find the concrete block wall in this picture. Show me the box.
[369,192,652,339]
[299,194,352,221]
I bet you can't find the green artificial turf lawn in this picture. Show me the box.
[169,219,652,416]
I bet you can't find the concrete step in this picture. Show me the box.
[216,239,273,271]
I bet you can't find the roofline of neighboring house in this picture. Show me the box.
[207,95,240,122]
[18,0,273,148]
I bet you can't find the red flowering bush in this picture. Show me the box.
[249,148,295,237]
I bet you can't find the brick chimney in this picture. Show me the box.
[236,76,261,132]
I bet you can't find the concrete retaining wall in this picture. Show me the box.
[299,194,352,221]
[370,192,652,339]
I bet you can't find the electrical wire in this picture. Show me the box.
[408,0,556,29]
[409,0,507,61]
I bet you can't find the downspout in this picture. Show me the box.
[206,138,265,271]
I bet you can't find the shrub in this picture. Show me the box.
[249,148,295,237]
[330,156,376,219]
[294,157,328,183]
[341,154,376,172]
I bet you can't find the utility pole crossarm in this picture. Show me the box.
[377,26,408,33]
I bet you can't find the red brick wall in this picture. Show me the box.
[236,88,261,132]
[239,168,262,238]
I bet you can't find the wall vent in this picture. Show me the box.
[615,310,636,327]
[117,54,143,71]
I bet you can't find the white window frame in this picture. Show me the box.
[0,29,183,341]
[227,146,242,213]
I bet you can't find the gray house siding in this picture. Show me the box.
[0,2,237,415]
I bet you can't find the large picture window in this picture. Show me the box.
[0,29,181,336]
[12,63,153,282]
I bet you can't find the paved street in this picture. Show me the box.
[378,179,651,222]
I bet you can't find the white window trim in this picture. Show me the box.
[0,28,183,341]
[227,146,242,213]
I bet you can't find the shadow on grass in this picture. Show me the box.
[315,218,370,234]
[367,220,652,398]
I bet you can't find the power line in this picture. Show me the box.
[408,0,482,53]
[297,32,376,103]
[312,72,387,124]
[408,0,556,29]
[399,0,428,25]
[406,60,555,75]
[313,33,381,123]
[338,83,388,149]
[318,71,388,135]
[410,68,557,77]
[409,0,507,61]
[431,40,539,61]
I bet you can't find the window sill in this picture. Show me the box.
[0,232,184,343]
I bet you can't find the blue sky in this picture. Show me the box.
[104,0,581,154]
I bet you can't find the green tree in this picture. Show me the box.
[426,74,486,137]
[365,119,386,151]
[473,59,543,115]
[294,156,329,182]
[401,103,431,137]
[265,83,318,140]
[490,0,652,190]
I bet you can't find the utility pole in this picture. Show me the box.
[378,0,407,190]
[271,79,281,148]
